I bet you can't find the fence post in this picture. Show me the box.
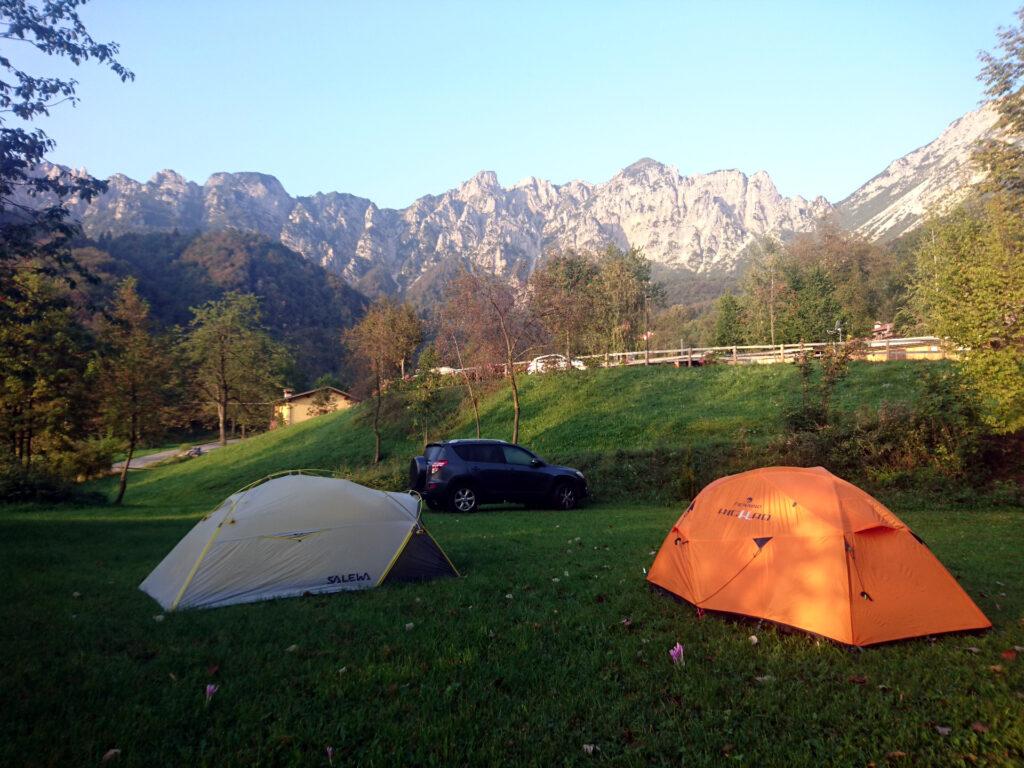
[687,347,692,367]
[732,345,738,364]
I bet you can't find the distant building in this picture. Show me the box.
[872,321,895,340]
[271,386,356,428]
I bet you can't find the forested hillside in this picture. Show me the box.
[72,230,368,384]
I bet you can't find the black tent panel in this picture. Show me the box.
[753,536,773,550]
[383,529,459,583]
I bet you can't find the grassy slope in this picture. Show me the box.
[116,360,929,514]
[3,361,1021,766]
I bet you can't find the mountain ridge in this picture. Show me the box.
[43,104,996,298]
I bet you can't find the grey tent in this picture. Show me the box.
[140,472,457,610]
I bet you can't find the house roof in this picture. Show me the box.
[275,386,356,404]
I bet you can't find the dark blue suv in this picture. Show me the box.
[408,439,588,513]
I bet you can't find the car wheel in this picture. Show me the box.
[450,484,479,513]
[552,481,578,510]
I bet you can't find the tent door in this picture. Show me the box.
[382,529,459,583]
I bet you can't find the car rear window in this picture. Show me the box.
[425,445,444,461]
[451,443,505,463]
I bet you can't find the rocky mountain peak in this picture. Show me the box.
[47,104,994,300]
[836,103,999,240]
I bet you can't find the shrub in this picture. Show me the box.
[772,366,987,493]
[49,437,120,481]
[0,460,74,503]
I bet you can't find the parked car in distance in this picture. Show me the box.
[408,439,588,513]
[526,354,587,374]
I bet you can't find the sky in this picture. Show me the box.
[19,0,1021,208]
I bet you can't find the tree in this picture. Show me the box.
[0,266,93,471]
[344,299,423,462]
[529,252,598,360]
[591,246,663,353]
[181,293,289,446]
[785,223,882,338]
[778,265,844,343]
[92,279,176,504]
[391,302,424,377]
[443,270,538,443]
[739,237,787,345]
[977,6,1024,203]
[905,7,1024,433]
[435,306,482,438]
[406,346,447,445]
[913,202,1024,432]
[1,0,133,288]
[714,293,744,347]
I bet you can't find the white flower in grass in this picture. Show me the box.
[405,622,414,631]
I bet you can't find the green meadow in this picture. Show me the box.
[2,362,1021,766]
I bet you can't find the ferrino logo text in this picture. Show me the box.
[717,497,771,522]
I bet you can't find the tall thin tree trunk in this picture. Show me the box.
[217,399,227,446]
[508,365,521,444]
[452,334,480,437]
[25,396,32,469]
[114,428,136,506]
[372,371,382,464]
[464,375,481,438]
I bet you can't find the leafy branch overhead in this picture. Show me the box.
[0,0,134,216]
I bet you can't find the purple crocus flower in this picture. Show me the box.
[326,746,335,765]
[669,642,685,665]
[205,683,219,703]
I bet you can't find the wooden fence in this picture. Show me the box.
[516,337,955,370]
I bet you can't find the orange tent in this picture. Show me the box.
[647,466,991,646]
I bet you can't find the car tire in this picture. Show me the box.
[424,497,443,512]
[449,484,479,513]
[552,481,578,510]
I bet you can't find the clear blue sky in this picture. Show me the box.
[25,0,1020,207]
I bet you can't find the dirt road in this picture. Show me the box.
[111,439,240,472]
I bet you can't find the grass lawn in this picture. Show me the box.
[3,361,1021,765]
[2,498,1021,767]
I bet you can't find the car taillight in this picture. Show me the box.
[430,460,448,474]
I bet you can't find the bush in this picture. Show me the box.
[772,367,988,493]
[0,460,74,503]
[340,459,407,493]
[49,437,121,481]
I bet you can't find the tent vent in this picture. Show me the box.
[753,536,773,550]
